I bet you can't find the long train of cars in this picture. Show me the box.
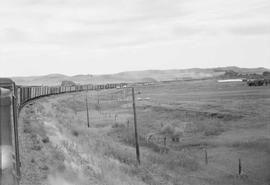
[0,78,128,185]
[246,78,270,86]
[18,82,128,106]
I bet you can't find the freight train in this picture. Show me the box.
[18,82,128,106]
[246,79,270,86]
[0,78,128,185]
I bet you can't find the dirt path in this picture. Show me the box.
[18,97,102,185]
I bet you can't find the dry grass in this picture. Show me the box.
[19,80,270,185]
[49,91,203,185]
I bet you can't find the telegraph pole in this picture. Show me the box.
[85,91,90,128]
[132,87,140,164]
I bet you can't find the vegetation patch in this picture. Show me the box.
[111,127,167,153]
[148,151,200,171]
[71,129,79,137]
[231,138,270,154]
[193,119,226,136]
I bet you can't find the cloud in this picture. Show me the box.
[1,0,269,49]
[0,28,29,42]
[173,25,203,37]
[229,23,270,36]
[0,0,270,76]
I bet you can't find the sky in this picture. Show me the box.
[0,0,270,77]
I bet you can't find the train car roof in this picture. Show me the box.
[0,78,14,84]
[0,78,15,89]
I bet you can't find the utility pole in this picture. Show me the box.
[132,87,140,165]
[85,92,90,128]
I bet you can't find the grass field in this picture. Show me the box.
[19,79,270,185]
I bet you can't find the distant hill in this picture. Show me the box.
[218,67,270,79]
[11,66,270,86]
[12,74,70,86]
[213,66,269,74]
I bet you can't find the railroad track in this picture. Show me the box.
[0,78,128,185]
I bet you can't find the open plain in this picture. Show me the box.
[18,79,270,185]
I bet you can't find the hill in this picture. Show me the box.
[11,66,270,86]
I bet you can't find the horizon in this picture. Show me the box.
[7,65,270,78]
[1,0,270,77]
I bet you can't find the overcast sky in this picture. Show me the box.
[0,0,270,77]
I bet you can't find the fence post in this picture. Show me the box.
[238,158,242,175]
[132,87,140,165]
[164,136,167,147]
[115,114,117,122]
[204,148,208,165]
[127,120,129,128]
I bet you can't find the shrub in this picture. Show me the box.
[112,122,126,128]
[149,151,199,171]
[160,123,184,137]
[103,144,137,165]
[71,130,79,137]
[42,136,50,143]
[193,119,225,136]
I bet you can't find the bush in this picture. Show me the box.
[115,127,166,153]
[42,136,50,143]
[71,130,79,137]
[103,144,137,165]
[160,123,184,137]
[148,151,199,171]
[193,119,225,136]
[112,122,126,128]
[95,104,101,111]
